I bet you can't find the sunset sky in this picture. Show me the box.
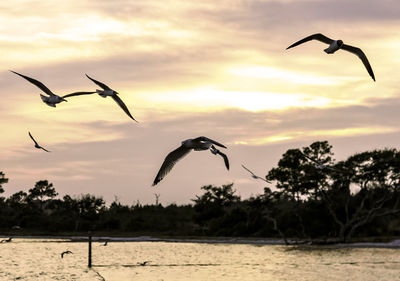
[1,0,400,205]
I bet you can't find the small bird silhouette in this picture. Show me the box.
[241,164,270,183]
[61,250,73,258]
[29,132,50,152]
[0,237,12,243]
[137,261,150,266]
[298,151,341,171]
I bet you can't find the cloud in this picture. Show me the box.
[2,96,400,204]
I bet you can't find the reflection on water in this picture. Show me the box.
[0,238,399,281]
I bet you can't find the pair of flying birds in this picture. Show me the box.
[10,71,138,122]
[154,33,375,185]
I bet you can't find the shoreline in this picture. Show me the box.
[1,235,400,248]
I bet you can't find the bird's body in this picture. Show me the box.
[29,132,50,152]
[324,40,343,54]
[85,74,138,122]
[152,136,228,186]
[61,250,73,258]
[40,94,65,107]
[11,71,95,107]
[96,89,114,98]
[286,33,375,81]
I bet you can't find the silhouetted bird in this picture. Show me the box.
[85,74,138,122]
[298,151,340,171]
[286,33,375,81]
[0,237,12,243]
[137,261,150,266]
[61,250,73,258]
[29,132,50,152]
[10,71,96,107]
[153,136,228,186]
[241,164,270,183]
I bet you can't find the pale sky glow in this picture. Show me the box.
[227,65,355,85]
[146,87,332,112]
[1,0,400,205]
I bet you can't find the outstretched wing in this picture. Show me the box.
[28,132,39,146]
[211,145,229,170]
[341,44,375,81]
[111,95,138,122]
[40,146,51,153]
[153,146,191,186]
[242,164,270,182]
[11,70,55,96]
[193,136,226,148]
[85,74,112,90]
[217,150,230,170]
[298,151,322,165]
[62,91,96,99]
[241,164,256,177]
[286,33,334,50]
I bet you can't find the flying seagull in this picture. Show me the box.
[85,74,138,122]
[0,237,12,243]
[241,164,270,183]
[152,136,228,186]
[29,132,50,152]
[10,71,96,107]
[61,250,73,258]
[286,33,375,81]
[298,151,339,171]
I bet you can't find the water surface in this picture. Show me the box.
[0,238,399,280]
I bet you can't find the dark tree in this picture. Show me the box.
[324,148,400,242]
[28,180,58,202]
[0,172,8,194]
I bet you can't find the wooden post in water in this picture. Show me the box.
[88,231,92,268]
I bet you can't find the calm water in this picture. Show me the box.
[0,238,399,281]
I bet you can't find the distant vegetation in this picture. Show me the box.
[1,141,399,243]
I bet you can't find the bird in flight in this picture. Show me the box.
[241,164,270,183]
[85,74,138,122]
[0,237,12,243]
[152,136,229,186]
[10,71,96,107]
[286,33,375,81]
[297,151,339,171]
[29,132,50,152]
[61,250,73,258]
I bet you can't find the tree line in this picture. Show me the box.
[1,141,399,243]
